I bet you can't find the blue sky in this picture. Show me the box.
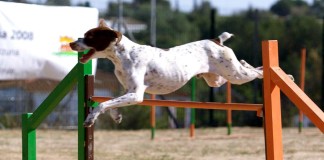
[70,0,314,15]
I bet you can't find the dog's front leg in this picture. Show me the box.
[84,68,147,127]
[84,91,145,127]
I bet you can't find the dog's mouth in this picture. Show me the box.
[80,48,96,64]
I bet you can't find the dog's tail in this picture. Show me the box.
[218,32,234,45]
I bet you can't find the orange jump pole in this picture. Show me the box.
[270,68,324,133]
[150,94,156,140]
[298,48,306,133]
[262,40,324,160]
[190,78,196,138]
[91,96,263,116]
[262,40,283,160]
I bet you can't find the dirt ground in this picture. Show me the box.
[0,127,323,160]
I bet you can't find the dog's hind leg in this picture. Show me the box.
[240,60,262,70]
[225,62,263,85]
[239,60,263,78]
[200,73,228,87]
[239,59,294,81]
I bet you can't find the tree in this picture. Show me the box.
[0,0,28,3]
[270,0,292,17]
[310,0,324,18]
[45,0,71,6]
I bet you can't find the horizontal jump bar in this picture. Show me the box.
[91,96,263,117]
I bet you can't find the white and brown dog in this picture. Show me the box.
[70,20,263,127]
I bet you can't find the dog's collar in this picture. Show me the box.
[210,38,223,47]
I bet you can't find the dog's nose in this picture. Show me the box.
[69,42,77,50]
[70,38,84,50]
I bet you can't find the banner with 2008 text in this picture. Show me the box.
[0,2,98,80]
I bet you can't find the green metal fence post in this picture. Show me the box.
[150,94,156,140]
[22,113,36,160]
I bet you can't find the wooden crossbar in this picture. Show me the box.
[270,67,324,133]
[90,96,263,117]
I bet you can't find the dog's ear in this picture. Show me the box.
[98,19,121,43]
[115,31,122,44]
[98,19,108,28]
[98,19,114,30]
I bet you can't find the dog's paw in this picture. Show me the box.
[113,114,122,124]
[287,74,294,81]
[83,114,96,127]
[256,66,263,70]
[109,108,122,124]
[83,120,94,128]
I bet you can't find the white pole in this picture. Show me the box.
[150,0,156,46]
[118,0,123,32]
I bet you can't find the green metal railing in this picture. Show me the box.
[22,52,92,160]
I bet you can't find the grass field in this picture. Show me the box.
[0,127,323,160]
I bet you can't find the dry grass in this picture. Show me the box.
[0,127,323,160]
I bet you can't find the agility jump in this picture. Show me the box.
[22,40,324,160]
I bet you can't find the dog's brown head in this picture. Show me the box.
[70,19,122,63]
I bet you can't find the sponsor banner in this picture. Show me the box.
[0,2,98,80]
